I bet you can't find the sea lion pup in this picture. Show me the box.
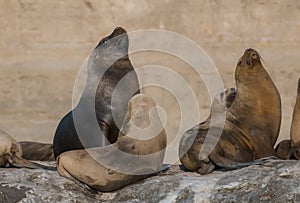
[0,130,55,170]
[19,142,54,161]
[57,94,167,192]
[179,48,281,174]
[53,27,140,158]
[276,78,300,159]
[179,88,237,174]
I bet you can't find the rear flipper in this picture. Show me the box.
[10,155,56,171]
[196,158,215,175]
[275,140,300,160]
[20,141,54,161]
[215,156,278,171]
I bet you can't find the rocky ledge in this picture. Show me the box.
[0,159,299,203]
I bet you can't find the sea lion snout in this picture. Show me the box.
[239,48,260,67]
[111,27,127,37]
[95,27,128,53]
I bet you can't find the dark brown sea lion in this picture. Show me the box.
[20,141,54,161]
[179,48,281,174]
[53,27,140,158]
[179,87,237,173]
[276,78,300,159]
[0,130,55,170]
[57,94,167,192]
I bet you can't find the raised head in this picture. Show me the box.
[88,27,129,76]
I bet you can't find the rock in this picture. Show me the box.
[0,159,300,202]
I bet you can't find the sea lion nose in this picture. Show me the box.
[246,48,253,52]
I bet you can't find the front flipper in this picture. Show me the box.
[275,139,292,160]
[288,141,300,160]
[208,130,254,170]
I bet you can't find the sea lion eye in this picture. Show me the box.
[238,60,242,66]
[220,92,224,100]
[100,38,108,45]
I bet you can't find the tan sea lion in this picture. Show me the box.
[276,78,300,159]
[179,48,281,174]
[57,94,167,192]
[0,130,55,170]
[53,27,140,158]
[20,141,54,161]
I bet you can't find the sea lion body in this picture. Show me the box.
[179,88,238,173]
[180,49,281,174]
[53,27,140,158]
[57,94,167,192]
[276,78,300,159]
[0,130,55,170]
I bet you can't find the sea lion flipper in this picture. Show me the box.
[288,141,300,160]
[275,139,292,159]
[11,155,56,171]
[19,141,54,161]
[57,157,97,193]
[290,79,300,146]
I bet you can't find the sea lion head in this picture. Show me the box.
[235,48,263,81]
[127,94,157,129]
[0,131,22,167]
[88,27,129,77]
[213,87,236,111]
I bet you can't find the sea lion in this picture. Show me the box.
[276,78,300,159]
[53,27,140,158]
[0,130,55,170]
[179,87,237,174]
[57,94,167,192]
[179,48,281,174]
[20,141,54,161]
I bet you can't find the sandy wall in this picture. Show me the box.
[0,0,299,145]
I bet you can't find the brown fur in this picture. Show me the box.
[57,94,167,192]
[179,48,281,174]
[179,88,237,173]
[20,142,54,161]
[276,78,300,159]
[0,130,55,170]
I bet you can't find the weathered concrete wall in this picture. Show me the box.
[0,0,299,147]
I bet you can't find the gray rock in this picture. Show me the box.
[0,159,299,203]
